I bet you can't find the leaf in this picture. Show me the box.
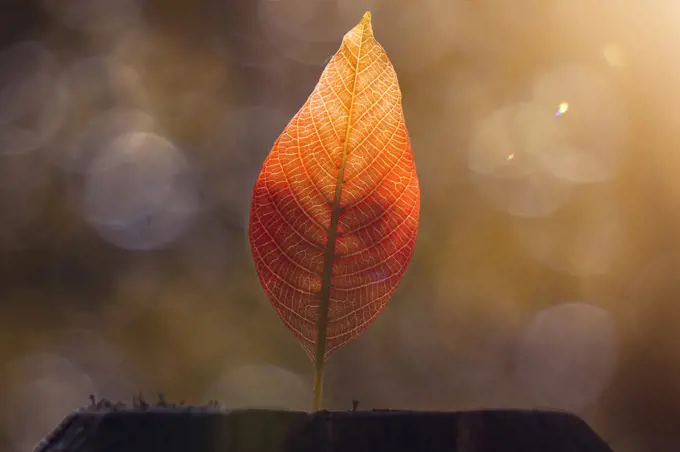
[249,12,420,367]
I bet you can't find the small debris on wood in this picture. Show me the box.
[132,393,149,410]
[83,393,229,412]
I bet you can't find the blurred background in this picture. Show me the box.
[0,0,677,450]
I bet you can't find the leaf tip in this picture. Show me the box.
[358,11,373,38]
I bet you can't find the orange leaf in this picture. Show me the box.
[249,12,420,365]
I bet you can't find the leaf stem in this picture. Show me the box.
[312,356,325,411]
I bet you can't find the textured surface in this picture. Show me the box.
[35,408,614,452]
[249,12,420,360]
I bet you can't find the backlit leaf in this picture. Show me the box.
[249,12,420,364]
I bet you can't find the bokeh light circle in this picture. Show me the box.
[0,41,69,156]
[531,65,625,184]
[469,102,574,217]
[513,302,618,413]
[82,132,201,250]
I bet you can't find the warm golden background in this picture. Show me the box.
[0,0,675,451]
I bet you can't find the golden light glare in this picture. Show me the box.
[555,102,569,117]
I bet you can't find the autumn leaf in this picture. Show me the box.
[248,11,420,409]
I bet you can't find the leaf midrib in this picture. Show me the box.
[314,20,368,366]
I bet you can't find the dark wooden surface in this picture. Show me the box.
[35,408,615,452]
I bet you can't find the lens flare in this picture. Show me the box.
[555,101,569,117]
